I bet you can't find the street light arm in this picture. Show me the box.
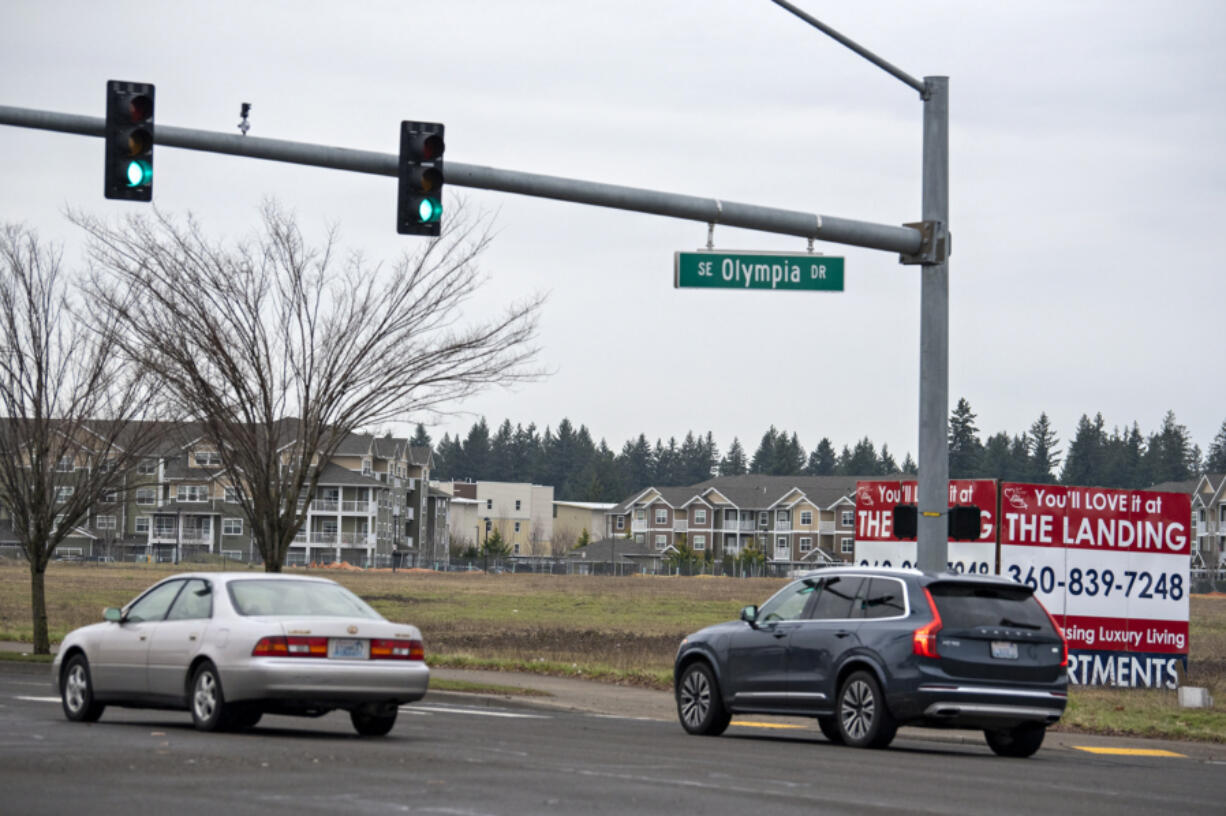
[769,0,928,97]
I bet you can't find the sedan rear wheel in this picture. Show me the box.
[191,662,233,732]
[351,704,398,737]
[984,722,1046,758]
[61,654,105,723]
[677,662,731,736]
[836,670,897,749]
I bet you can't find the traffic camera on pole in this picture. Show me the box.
[104,80,155,201]
[397,121,445,236]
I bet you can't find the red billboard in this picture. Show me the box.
[999,482,1191,688]
[854,479,997,574]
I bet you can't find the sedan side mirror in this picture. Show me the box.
[103,607,123,623]
[740,605,759,628]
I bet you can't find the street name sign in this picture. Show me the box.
[674,250,844,292]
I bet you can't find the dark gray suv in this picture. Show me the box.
[674,567,1068,757]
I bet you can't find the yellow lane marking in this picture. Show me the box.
[1073,746,1186,758]
[730,720,808,730]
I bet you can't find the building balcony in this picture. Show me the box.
[631,521,649,532]
[673,521,688,532]
[819,521,836,533]
[339,531,375,546]
[341,500,377,514]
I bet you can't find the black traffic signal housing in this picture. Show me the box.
[398,121,445,236]
[891,504,981,541]
[892,505,917,539]
[104,80,155,201]
[947,505,982,541]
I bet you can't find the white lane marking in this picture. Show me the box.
[404,704,549,719]
[588,713,660,722]
[16,696,60,703]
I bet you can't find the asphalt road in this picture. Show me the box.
[2,662,1224,816]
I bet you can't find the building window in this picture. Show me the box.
[655,534,668,550]
[135,516,150,533]
[56,456,74,472]
[224,486,239,503]
[177,485,208,503]
[486,499,493,510]
[615,516,625,530]
[693,509,706,525]
[54,514,66,530]
[101,489,119,503]
[799,536,812,552]
[655,508,668,525]
[194,451,222,466]
[841,510,854,527]
[759,511,768,528]
[95,515,116,530]
[223,518,243,536]
[362,458,372,476]
[515,499,522,511]
[800,510,812,526]
[138,459,157,475]
[514,521,521,533]
[635,533,645,544]
[841,537,854,554]
[55,486,74,502]
[135,487,156,505]
[693,534,706,550]
[636,509,646,520]
[776,536,789,553]
[777,510,789,523]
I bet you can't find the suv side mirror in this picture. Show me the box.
[103,607,123,623]
[740,605,759,628]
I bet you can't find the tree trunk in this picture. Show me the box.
[30,565,50,655]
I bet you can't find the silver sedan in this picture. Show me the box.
[52,572,429,736]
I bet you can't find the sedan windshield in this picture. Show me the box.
[227,579,383,619]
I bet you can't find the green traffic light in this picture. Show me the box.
[125,159,152,188]
[418,197,442,224]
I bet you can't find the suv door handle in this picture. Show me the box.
[835,630,852,638]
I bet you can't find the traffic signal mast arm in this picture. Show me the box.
[0,104,923,256]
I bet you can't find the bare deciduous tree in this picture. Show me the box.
[0,224,163,653]
[73,202,541,572]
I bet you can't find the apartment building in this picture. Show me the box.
[5,422,443,568]
[444,480,554,555]
[553,500,617,550]
[1190,473,1226,568]
[607,474,865,566]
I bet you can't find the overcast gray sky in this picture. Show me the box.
[2,1,1224,463]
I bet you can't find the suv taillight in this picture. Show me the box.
[1036,598,1069,668]
[913,587,942,659]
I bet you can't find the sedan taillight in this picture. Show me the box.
[912,587,942,659]
[370,638,424,661]
[251,636,328,657]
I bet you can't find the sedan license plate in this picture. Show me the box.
[991,640,1019,660]
[328,638,369,659]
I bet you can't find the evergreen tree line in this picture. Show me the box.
[417,405,1226,503]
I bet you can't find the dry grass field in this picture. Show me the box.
[2,561,1224,739]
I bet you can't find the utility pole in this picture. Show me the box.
[771,0,951,571]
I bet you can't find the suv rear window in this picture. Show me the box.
[927,582,1054,634]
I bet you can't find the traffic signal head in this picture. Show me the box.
[892,504,917,540]
[398,121,445,236]
[947,505,982,541]
[104,80,155,201]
